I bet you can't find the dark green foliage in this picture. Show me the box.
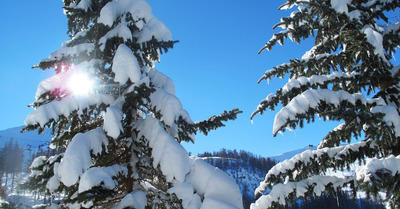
[18,154,63,194]
[177,108,242,142]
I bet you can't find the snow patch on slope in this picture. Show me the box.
[269,145,317,162]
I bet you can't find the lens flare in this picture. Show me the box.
[67,72,94,96]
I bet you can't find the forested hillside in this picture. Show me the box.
[198,149,276,207]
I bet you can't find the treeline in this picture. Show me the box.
[0,139,24,196]
[283,191,385,209]
[199,148,276,173]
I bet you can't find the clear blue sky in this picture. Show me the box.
[0,0,339,157]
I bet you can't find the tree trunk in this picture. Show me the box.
[10,172,15,193]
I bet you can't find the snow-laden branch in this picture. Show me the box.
[52,128,109,187]
[142,67,194,140]
[103,99,124,139]
[284,72,356,94]
[251,175,354,209]
[102,66,184,140]
[319,104,400,148]
[102,78,152,139]
[112,44,141,84]
[49,43,95,63]
[113,190,147,209]
[149,87,192,134]
[98,0,152,27]
[34,29,96,69]
[257,52,357,86]
[319,122,352,148]
[272,89,384,135]
[176,108,242,143]
[79,165,128,194]
[363,25,386,60]
[146,67,175,95]
[25,94,114,127]
[370,105,400,137]
[135,116,191,183]
[383,22,400,45]
[135,116,243,208]
[259,1,316,53]
[252,71,361,119]
[34,60,100,101]
[357,155,400,183]
[134,15,172,44]
[259,31,291,53]
[99,23,134,51]
[255,140,375,196]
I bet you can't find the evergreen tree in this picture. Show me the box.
[2,140,14,181]
[251,0,400,208]
[0,163,6,203]
[0,139,24,189]
[12,141,24,175]
[0,143,5,174]
[22,0,242,208]
[9,140,24,193]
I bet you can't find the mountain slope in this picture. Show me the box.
[269,145,317,162]
[0,126,52,149]
[198,150,276,208]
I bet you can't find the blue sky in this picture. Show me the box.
[0,0,340,157]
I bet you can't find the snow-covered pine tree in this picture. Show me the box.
[250,0,400,209]
[22,0,243,208]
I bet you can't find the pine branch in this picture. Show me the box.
[255,140,377,195]
[176,108,242,142]
[268,89,384,136]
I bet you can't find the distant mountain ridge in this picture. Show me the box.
[0,126,52,149]
[269,144,317,162]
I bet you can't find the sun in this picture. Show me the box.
[67,72,94,96]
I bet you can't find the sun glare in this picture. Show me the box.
[67,72,94,96]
